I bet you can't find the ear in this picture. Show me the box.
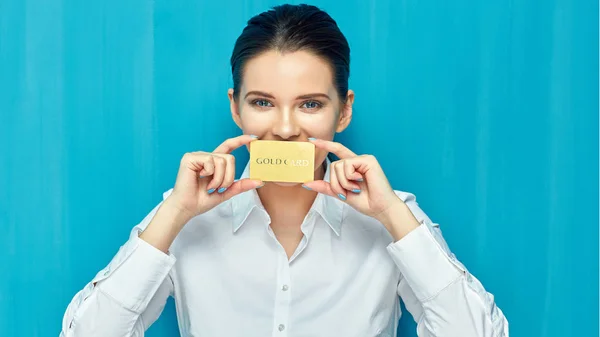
[335,89,354,133]
[228,88,243,130]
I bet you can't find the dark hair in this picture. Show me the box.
[230,4,350,103]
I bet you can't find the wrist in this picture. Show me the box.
[162,196,196,224]
[139,198,194,253]
[376,198,420,241]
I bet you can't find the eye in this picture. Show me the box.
[251,99,273,108]
[301,100,322,110]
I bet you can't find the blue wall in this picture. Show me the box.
[1,0,597,336]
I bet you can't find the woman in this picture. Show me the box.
[61,4,508,337]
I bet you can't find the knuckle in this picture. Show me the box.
[362,154,376,161]
[182,153,196,165]
[214,156,226,165]
[226,154,236,164]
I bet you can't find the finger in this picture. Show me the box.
[214,154,235,194]
[308,138,356,159]
[335,161,361,193]
[222,178,264,199]
[206,156,226,193]
[198,157,215,177]
[178,152,210,188]
[344,158,366,182]
[182,152,214,178]
[329,163,347,201]
[302,180,336,198]
[213,134,258,154]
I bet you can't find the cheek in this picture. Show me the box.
[238,108,271,132]
[296,113,337,138]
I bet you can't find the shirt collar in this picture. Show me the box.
[232,157,344,236]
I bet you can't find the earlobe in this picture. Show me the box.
[228,88,243,129]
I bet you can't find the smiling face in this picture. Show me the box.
[228,49,354,184]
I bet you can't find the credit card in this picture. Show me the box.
[249,140,315,183]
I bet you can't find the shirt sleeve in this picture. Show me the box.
[60,191,177,337]
[387,191,509,337]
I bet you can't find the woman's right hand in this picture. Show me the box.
[167,134,263,219]
[140,135,262,253]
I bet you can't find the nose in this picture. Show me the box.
[272,107,301,140]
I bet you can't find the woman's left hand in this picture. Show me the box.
[303,138,413,229]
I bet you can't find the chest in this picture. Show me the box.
[171,224,400,336]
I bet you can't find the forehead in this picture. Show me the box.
[241,50,337,98]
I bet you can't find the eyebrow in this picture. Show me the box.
[244,91,331,100]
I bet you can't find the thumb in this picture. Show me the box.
[222,178,264,200]
[302,180,336,199]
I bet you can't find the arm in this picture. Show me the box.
[297,140,508,336]
[385,192,509,337]
[60,136,262,336]
[60,195,182,337]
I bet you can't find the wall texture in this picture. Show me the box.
[1,0,597,336]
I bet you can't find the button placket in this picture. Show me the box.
[273,254,291,336]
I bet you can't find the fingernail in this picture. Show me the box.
[351,189,361,193]
[250,134,258,138]
[308,137,317,141]
[302,184,312,190]
[257,182,265,189]
[199,176,204,178]
[207,188,216,194]
[218,187,227,193]
[356,178,364,182]
[338,193,347,201]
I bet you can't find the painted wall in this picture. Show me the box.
[1,0,597,336]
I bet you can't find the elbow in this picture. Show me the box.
[419,278,509,337]
[461,282,509,337]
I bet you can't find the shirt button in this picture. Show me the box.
[278,324,285,331]
[282,285,289,291]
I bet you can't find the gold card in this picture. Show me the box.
[249,140,315,183]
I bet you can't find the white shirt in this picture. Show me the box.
[60,159,508,337]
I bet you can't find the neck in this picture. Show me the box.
[257,161,326,223]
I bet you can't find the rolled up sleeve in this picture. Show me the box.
[387,191,509,337]
[61,192,177,337]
